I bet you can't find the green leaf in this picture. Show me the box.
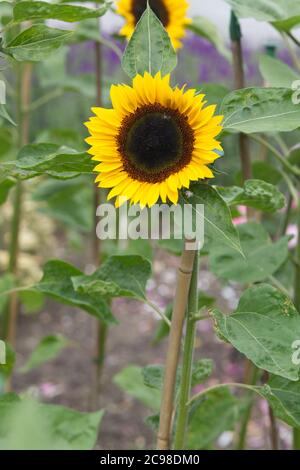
[0,274,15,315]
[122,4,177,78]
[113,365,161,412]
[188,16,230,61]
[13,1,108,23]
[182,183,242,255]
[259,55,300,88]
[221,87,300,133]
[19,334,70,373]
[187,387,240,449]
[19,290,44,315]
[197,83,230,113]
[4,25,73,62]
[225,0,300,31]
[235,161,282,186]
[0,178,14,205]
[142,359,213,393]
[0,344,15,379]
[32,178,93,232]
[212,284,300,380]
[72,255,151,301]
[217,179,286,213]
[0,395,103,450]
[260,376,300,428]
[209,222,289,283]
[16,143,94,178]
[33,260,116,324]
[0,104,16,126]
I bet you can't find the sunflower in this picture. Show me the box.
[85,72,223,208]
[116,0,191,49]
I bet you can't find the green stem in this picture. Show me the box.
[173,249,199,450]
[250,134,300,177]
[293,202,300,449]
[236,364,260,450]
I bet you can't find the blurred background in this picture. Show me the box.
[0,0,299,451]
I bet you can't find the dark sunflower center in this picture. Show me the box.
[131,0,169,27]
[125,112,183,173]
[117,104,195,183]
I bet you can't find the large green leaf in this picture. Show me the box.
[13,1,108,23]
[221,87,300,133]
[225,0,300,31]
[122,4,177,78]
[72,255,151,301]
[33,260,116,324]
[142,359,213,392]
[0,395,103,450]
[187,387,240,449]
[19,334,70,373]
[217,179,286,213]
[182,183,242,255]
[4,25,73,62]
[260,376,300,428]
[16,143,94,178]
[188,16,230,61]
[0,104,16,126]
[259,55,300,88]
[32,178,93,232]
[212,284,300,380]
[209,222,289,283]
[113,365,161,412]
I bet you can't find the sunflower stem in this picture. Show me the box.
[4,59,32,392]
[90,23,107,410]
[173,249,199,450]
[293,199,300,450]
[157,242,196,450]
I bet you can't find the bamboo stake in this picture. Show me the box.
[157,243,196,450]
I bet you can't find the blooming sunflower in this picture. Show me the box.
[85,72,223,207]
[116,0,191,49]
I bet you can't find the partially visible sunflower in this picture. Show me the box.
[116,0,191,49]
[85,72,223,207]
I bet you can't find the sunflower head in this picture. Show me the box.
[116,0,191,49]
[85,72,223,208]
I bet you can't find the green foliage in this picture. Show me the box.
[19,334,70,373]
[0,344,15,379]
[260,376,300,428]
[113,365,161,412]
[16,143,93,178]
[209,222,289,283]
[226,0,300,31]
[213,284,300,380]
[217,179,286,213]
[13,1,108,23]
[188,16,230,61]
[3,25,73,61]
[187,387,240,449]
[259,55,300,87]
[221,87,300,133]
[122,4,177,78]
[33,260,116,324]
[72,255,152,301]
[182,183,242,255]
[0,395,103,450]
